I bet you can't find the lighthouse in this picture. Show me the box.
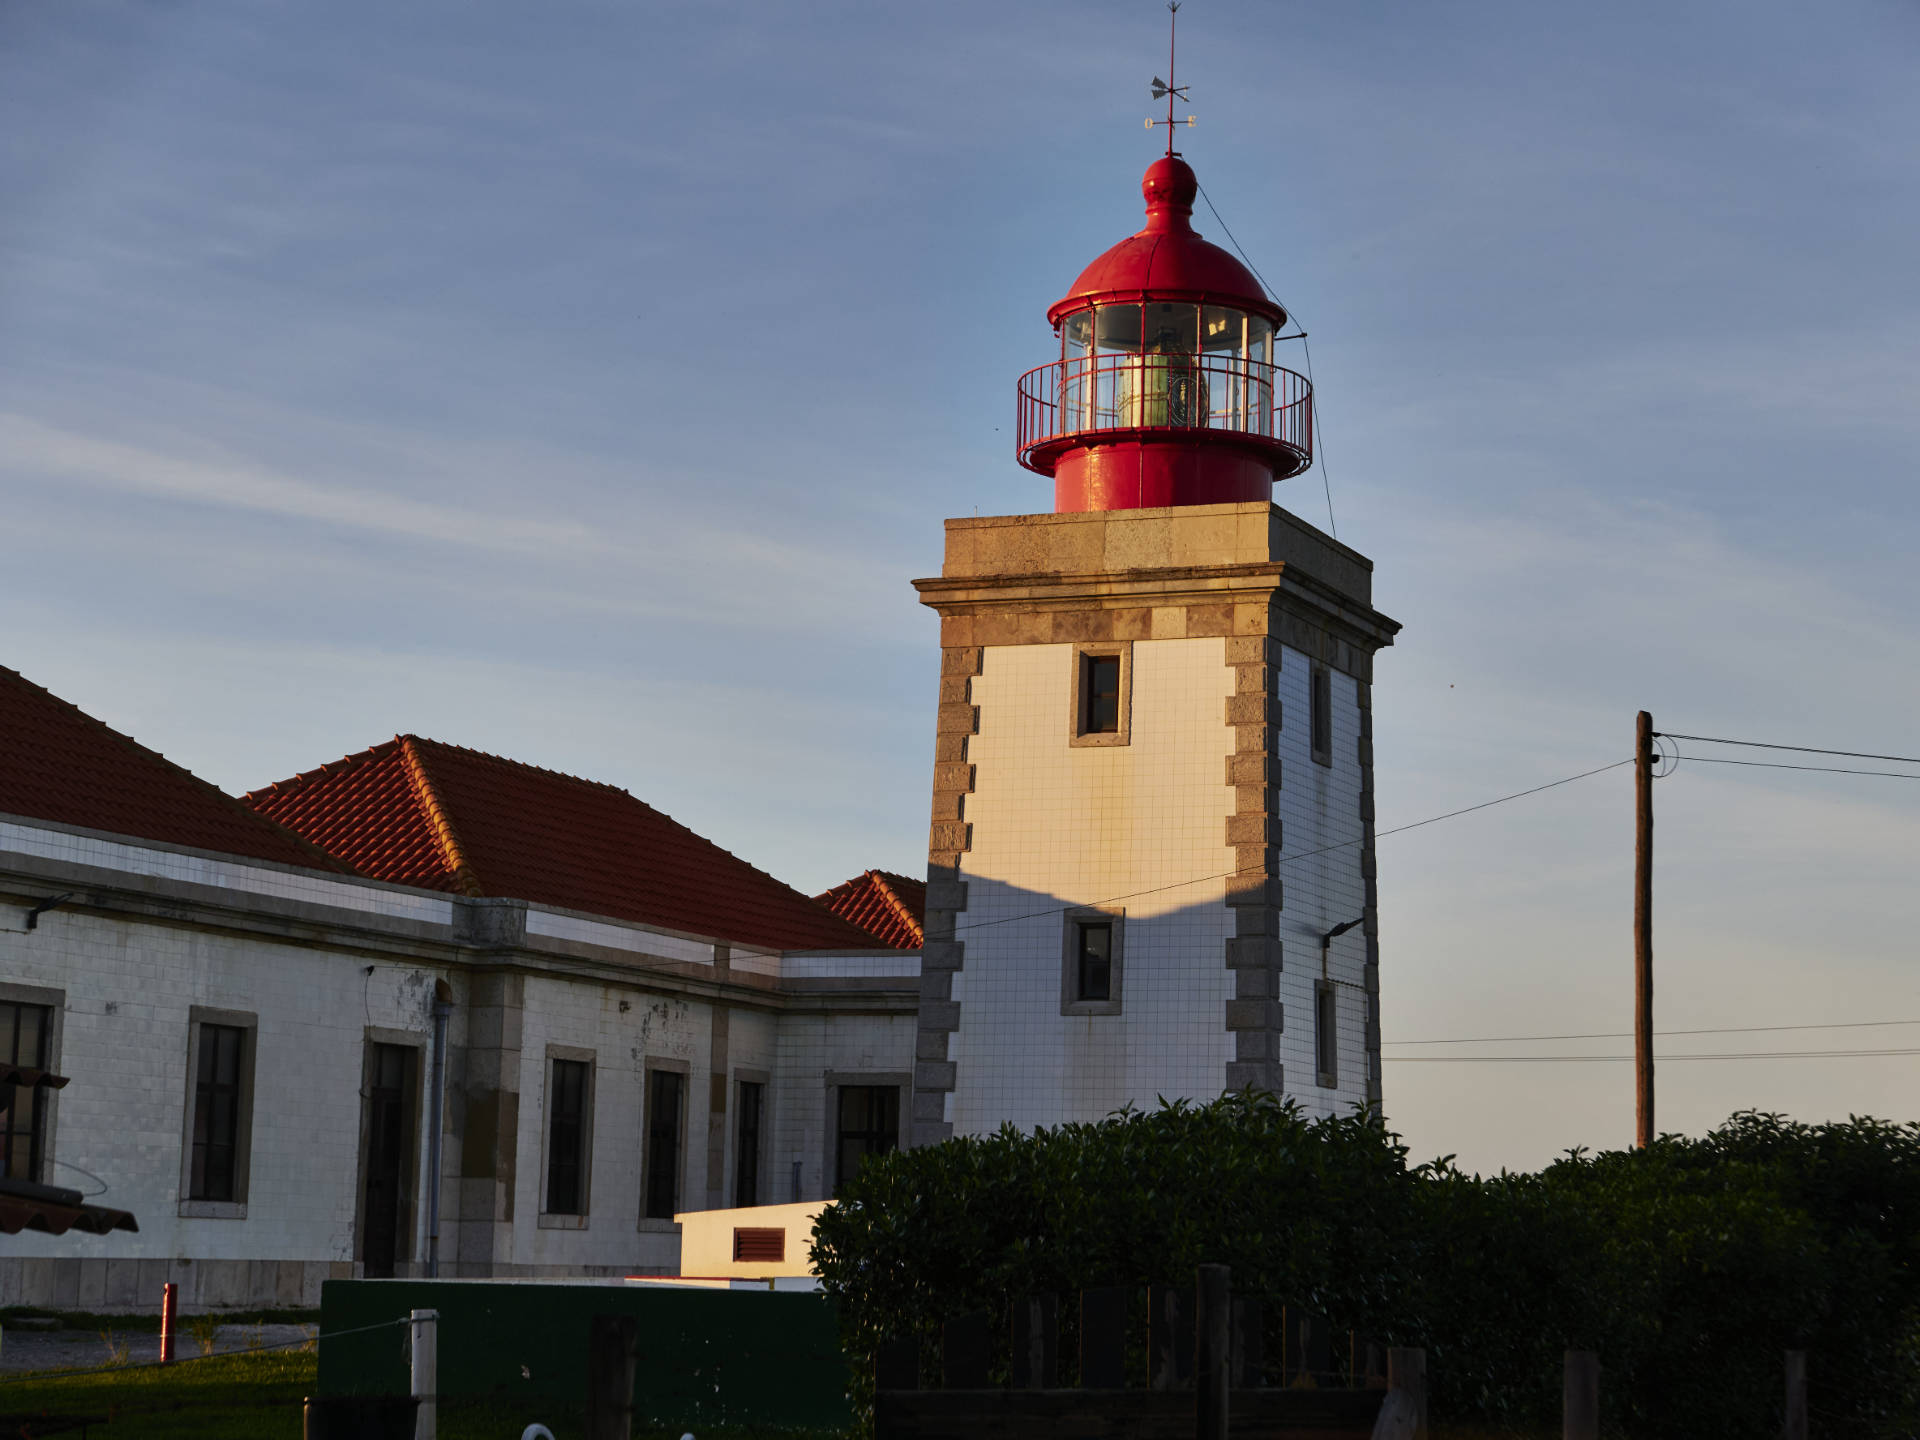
[910,123,1401,1145]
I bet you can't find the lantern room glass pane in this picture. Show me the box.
[1201,306,1243,429]
[1246,314,1276,435]
[1200,306,1241,355]
[1063,311,1093,363]
[1145,301,1198,356]
[1092,304,1142,353]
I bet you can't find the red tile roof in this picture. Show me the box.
[814,869,925,951]
[0,664,344,872]
[245,736,881,952]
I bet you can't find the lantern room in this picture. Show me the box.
[1016,155,1314,512]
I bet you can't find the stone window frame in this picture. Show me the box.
[1068,641,1134,748]
[823,1070,910,1197]
[1309,663,1334,768]
[1314,981,1338,1089]
[353,1026,427,1268]
[732,1066,771,1210]
[1060,905,1126,1017]
[0,981,64,1186]
[537,1043,597,1230]
[178,1005,258,1219]
[639,1055,692,1232]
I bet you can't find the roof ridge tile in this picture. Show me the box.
[398,737,486,898]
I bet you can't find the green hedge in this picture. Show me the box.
[810,1094,1920,1437]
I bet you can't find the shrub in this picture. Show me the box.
[811,1101,1920,1437]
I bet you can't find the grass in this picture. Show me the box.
[0,1348,852,1440]
[0,1350,315,1439]
[0,1305,322,1334]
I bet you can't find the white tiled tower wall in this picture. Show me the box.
[945,636,1373,1131]
[1271,647,1372,1118]
[949,637,1236,1131]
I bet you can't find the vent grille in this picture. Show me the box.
[733,1226,786,1263]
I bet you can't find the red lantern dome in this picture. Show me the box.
[1017,156,1313,512]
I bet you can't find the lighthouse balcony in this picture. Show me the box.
[1017,352,1314,480]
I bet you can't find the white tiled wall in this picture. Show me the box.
[950,638,1238,1131]
[1271,650,1372,1119]
[0,897,447,1266]
[774,1013,919,1201]
[945,638,1375,1132]
[0,821,451,924]
[513,976,708,1272]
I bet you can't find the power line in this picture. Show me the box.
[1194,179,1337,538]
[1387,1048,1920,1063]
[1384,1017,1920,1047]
[1659,732,1920,767]
[953,757,1629,935]
[1678,754,1920,782]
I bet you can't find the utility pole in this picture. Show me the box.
[1634,710,1655,1148]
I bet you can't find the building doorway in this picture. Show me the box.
[359,1042,417,1278]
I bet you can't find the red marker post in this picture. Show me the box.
[159,1282,178,1364]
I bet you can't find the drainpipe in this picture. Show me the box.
[426,980,453,1278]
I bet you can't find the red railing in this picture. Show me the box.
[1017,354,1313,475]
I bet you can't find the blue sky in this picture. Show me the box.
[4,0,1917,1171]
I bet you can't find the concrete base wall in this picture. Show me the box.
[0,1254,674,1314]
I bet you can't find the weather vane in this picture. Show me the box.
[1147,1,1195,156]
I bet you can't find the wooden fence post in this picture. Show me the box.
[1563,1350,1599,1440]
[1230,1297,1263,1389]
[942,1311,991,1388]
[1080,1286,1127,1390]
[1010,1294,1058,1389]
[1149,1284,1193,1391]
[1195,1265,1230,1440]
[1783,1350,1807,1440]
[585,1314,637,1440]
[1386,1348,1427,1440]
[874,1336,918,1391]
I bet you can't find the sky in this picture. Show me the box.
[3,0,1917,1173]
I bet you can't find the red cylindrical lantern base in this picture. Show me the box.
[1053,441,1273,513]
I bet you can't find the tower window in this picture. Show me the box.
[1315,982,1338,1088]
[1060,908,1125,1015]
[1310,665,1333,767]
[1084,657,1121,733]
[1076,921,1113,1001]
[1070,643,1132,747]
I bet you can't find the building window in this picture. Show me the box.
[1310,665,1333,767]
[191,1025,246,1201]
[734,1080,764,1209]
[179,1010,258,1212]
[359,1039,420,1278]
[1315,982,1338,1088]
[0,1001,52,1182]
[644,1069,685,1221]
[1070,642,1132,747]
[1060,907,1125,1016]
[834,1085,899,1194]
[544,1057,590,1216]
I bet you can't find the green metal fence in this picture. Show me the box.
[317,1280,852,1430]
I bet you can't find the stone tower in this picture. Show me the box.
[909,153,1400,1145]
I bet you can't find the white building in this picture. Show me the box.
[0,671,917,1310]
